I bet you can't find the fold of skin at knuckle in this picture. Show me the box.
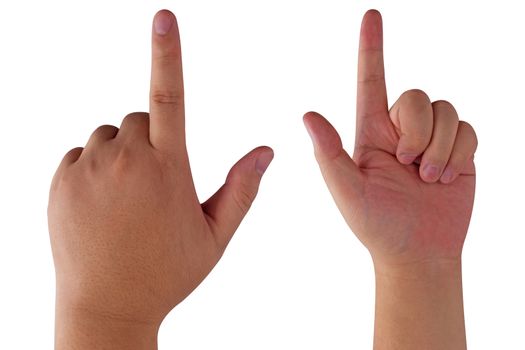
[153,51,181,67]
[231,187,253,216]
[226,170,256,215]
[150,89,184,106]
[358,71,385,84]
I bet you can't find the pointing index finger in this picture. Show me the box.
[149,9,186,152]
[356,10,388,123]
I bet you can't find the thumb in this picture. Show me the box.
[201,146,274,248]
[303,112,365,222]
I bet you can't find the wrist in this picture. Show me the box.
[373,257,463,282]
[372,257,466,350]
[55,300,160,350]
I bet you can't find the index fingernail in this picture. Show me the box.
[154,10,174,35]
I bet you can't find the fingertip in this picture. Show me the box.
[254,145,274,155]
[227,146,274,180]
[153,9,177,36]
[303,111,321,144]
[303,111,322,125]
[155,9,176,19]
[364,9,382,19]
[255,147,274,176]
[360,9,383,49]
[362,9,383,27]
[302,112,343,160]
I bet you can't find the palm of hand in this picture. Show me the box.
[304,11,477,265]
[354,126,475,264]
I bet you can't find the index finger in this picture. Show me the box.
[356,10,388,123]
[149,9,186,152]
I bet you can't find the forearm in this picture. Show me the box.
[373,259,466,350]
[55,302,159,350]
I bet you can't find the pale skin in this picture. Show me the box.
[304,10,476,350]
[48,9,477,350]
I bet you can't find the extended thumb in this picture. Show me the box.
[201,146,273,248]
[303,112,364,212]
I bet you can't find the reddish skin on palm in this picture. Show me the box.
[304,10,476,350]
[304,11,476,267]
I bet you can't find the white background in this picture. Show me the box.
[0,1,524,348]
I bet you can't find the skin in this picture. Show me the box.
[48,10,273,349]
[48,8,477,350]
[304,10,477,350]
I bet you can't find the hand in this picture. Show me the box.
[48,9,273,348]
[304,10,476,349]
[303,10,477,267]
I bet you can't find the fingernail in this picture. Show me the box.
[255,149,274,175]
[440,168,454,184]
[398,153,417,164]
[154,10,174,35]
[423,164,440,180]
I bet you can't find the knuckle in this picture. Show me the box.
[232,186,254,215]
[122,112,149,124]
[403,89,431,105]
[358,72,385,83]
[399,89,432,122]
[89,124,118,141]
[459,120,478,151]
[93,124,115,134]
[154,52,181,66]
[121,112,149,130]
[432,100,459,120]
[459,120,475,135]
[432,99,455,111]
[50,168,76,197]
[62,147,83,164]
[150,89,184,106]
[112,146,135,177]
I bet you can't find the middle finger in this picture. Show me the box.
[420,100,459,183]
